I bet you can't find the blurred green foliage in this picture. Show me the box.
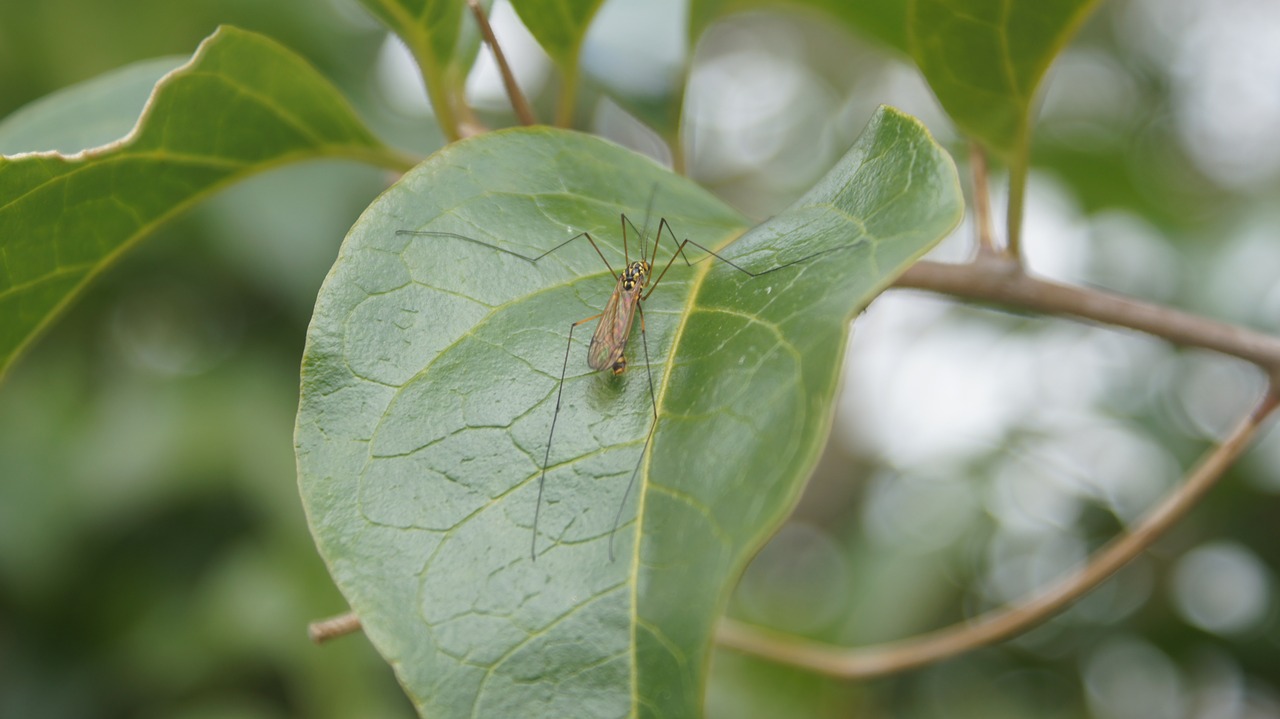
[0,3,417,717]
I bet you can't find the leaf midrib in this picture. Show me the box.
[624,220,745,714]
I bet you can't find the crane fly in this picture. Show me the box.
[398,207,859,561]
[399,210,676,560]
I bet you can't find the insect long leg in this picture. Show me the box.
[396,229,620,279]
[619,215,697,271]
[608,303,658,561]
[618,212,670,268]
[645,234,867,301]
[405,215,861,563]
[654,217,696,270]
[533,310,603,561]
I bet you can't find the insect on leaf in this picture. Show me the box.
[296,107,963,718]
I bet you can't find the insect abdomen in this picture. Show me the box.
[588,336,624,372]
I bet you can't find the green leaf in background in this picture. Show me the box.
[508,0,606,124]
[357,0,463,63]
[689,0,909,54]
[0,25,411,383]
[509,0,606,65]
[296,107,961,717]
[905,0,1100,160]
[356,0,491,140]
[906,0,1099,254]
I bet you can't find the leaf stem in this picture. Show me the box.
[716,388,1279,678]
[308,611,362,644]
[669,83,689,175]
[554,59,580,128]
[411,42,461,142]
[1005,143,1029,260]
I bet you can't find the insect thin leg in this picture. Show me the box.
[644,236,867,301]
[641,221,715,301]
[655,217,696,269]
[620,214,647,265]
[534,232,618,279]
[620,213,689,272]
[533,311,604,561]
[395,229,620,279]
[609,304,657,561]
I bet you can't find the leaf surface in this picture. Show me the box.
[356,0,491,139]
[295,107,961,717]
[0,26,409,381]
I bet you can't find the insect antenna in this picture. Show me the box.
[643,221,867,301]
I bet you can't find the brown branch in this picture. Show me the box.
[467,0,537,126]
[894,257,1280,379]
[717,388,1279,678]
[308,611,362,644]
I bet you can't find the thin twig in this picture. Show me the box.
[969,142,998,256]
[308,611,362,644]
[467,0,537,126]
[894,257,1280,379]
[717,389,1279,678]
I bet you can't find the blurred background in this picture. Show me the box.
[2,0,1278,717]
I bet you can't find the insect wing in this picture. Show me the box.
[587,277,640,372]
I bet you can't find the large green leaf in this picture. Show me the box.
[0,26,410,382]
[296,106,961,717]
[906,0,1100,159]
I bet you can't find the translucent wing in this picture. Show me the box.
[587,276,640,373]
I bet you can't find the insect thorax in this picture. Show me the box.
[622,261,650,292]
